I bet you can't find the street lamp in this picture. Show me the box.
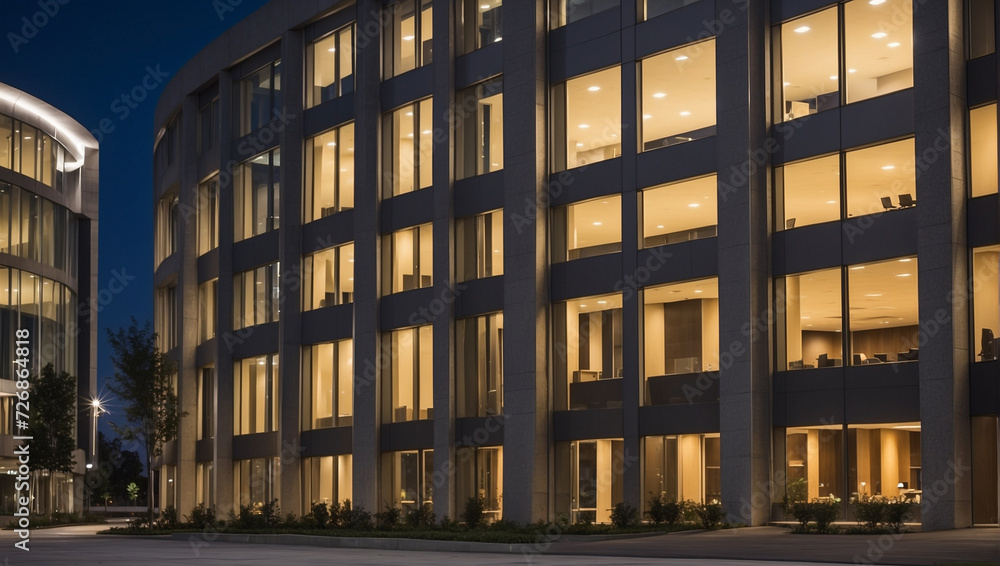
[87,399,101,513]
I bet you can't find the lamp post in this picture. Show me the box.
[86,399,101,513]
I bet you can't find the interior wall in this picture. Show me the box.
[850,325,920,361]
[701,298,720,370]
[802,331,841,366]
[644,304,665,375]
[679,434,702,501]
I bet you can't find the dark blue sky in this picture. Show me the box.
[0,0,270,435]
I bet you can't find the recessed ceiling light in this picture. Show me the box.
[653,92,666,98]
[688,203,700,208]
[829,75,838,80]
[783,82,790,86]
[794,26,810,33]
[327,142,337,146]
[328,47,337,52]
[422,130,431,134]
[882,165,895,170]
[679,111,691,116]
[848,68,857,73]
[850,266,866,270]
[576,142,584,147]
[588,86,601,92]
[593,221,602,226]
[872,32,888,39]
[826,200,836,204]
[580,304,587,308]
[597,300,607,304]
[865,293,883,297]
[694,290,703,293]
[888,42,900,48]
[899,258,912,262]
[643,114,652,120]
[897,273,911,277]
[403,35,415,41]
[406,112,413,116]
[869,0,886,5]
[656,225,664,229]
[579,124,590,128]
[481,3,490,8]
[675,55,689,61]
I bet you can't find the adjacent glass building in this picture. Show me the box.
[152,0,1000,529]
[0,82,99,513]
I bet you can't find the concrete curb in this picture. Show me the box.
[171,532,535,554]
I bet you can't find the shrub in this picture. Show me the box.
[810,500,840,533]
[788,502,814,532]
[307,502,330,529]
[490,518,522,532]
[282,513,301,528]
[328,500,342,528]
[783,478,809,510]
[260,499,281,528]
[438,517,460,531]
[610,502,639,529]
[340,500,374,531]
[647,495,666,524]
[462,496,486,529]
[235,504,262,529]
[694,502,724,529]
[158,506,180,529]
[883,500,912,533]
[375,504,401,529]
[406,503,435,528]
[185,504,217,529]
[854,497,887,531]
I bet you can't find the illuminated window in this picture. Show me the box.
[641,175,717,246]
[381,449,434,515]
[456,79,503,179]
[848,423,921,499]
[456,210,503,281]
[382,224,433,294]
[780,7,838,121]
[972,246,999,362]
[385,0,433,78]
[239,60,282,135]
[640,40,716,149]
[456,313,504,417]
[199,279,217,343]
[234,262,280,329]
[970,104,997,197]
[382,326,433,423]
[780,268,843,370]
[198,366,215,440]
[455,447,502,520]
[845,139,915,218]
[198,176,219,254]
[777,154,840,230]
[235,149,280,241]
[555,439,624,524]
[303,340,353,429]
[553,66,621,171]
[307,24,355,107]
[305,123,354,221]
[844,0,912,104]
[304,243,354,309]
[384,99,433,197]
[457,0,502,54]
[303,455,353,508]
[847,257,918,365]
[553,293,623,411]
[970,0,996,58]
[234,354,279,435]
[552,0,619,28]
[552,195,622,262]
[643,434,721,510]
[234,457,278,508]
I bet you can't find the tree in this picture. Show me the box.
[27,363,78,514]
[106,317,185,529]
[88,432,146,507]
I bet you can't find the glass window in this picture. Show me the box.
[642,0,701,21]
[643,434,721,513]
[155,194,178,265]
[553,293,623,411]
[155,286,177,352]
[970,104,997,197]
[384,99,433,198]
[554,439,624,524]
[845,139,915,218]
[456,210,503,282]
[785,425,844,504]
[970,0,996,58]
[199,279,217,343]
[304,243,354,309]
[382,326,433,423]
[456,313,504,417]
[973,245,999,362]
[303,455,353,508]
[381,449,434,515]
[0,115,11,170]
[385,0,433,79]
[303,340,353,429]
[456,79,503,179]
[234,262,280,329]
[199,176,219,254]
[16,124,36,179]
[382,224,433,294]
[198,366,215,440]
[780,7,839,121]
[777,154,840,230]
[641,175,717,246]
[844,0,913,104]
[457,0,502,54]
[552,0,619,27]
[554,66,622,171]
[234,457,279,508]
[640,40,717,150]
[235,149,281,241]
[848,423,921,501]
[971,416,998,524]
[197,96,219,154]
[234,354,279,435]
[306,123,354,221]
[781,268,843,370]
[239,60,282,135]
[455,447,502,521]
[643,278,719,405]
[847,257,918,365]
[552,195,622,262]
[307,24,355,107]
[196,462,214,507]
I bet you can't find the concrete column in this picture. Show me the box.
[914,0,972,531]
[431,0,457,522]
[214,70,236,514]
[351,0,384,514]
[502,0,549,524]
[716,1,771,526]
[278,29,306,516]
[175,94,201,518]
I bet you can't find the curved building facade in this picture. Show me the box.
[153,0,1000,529]
[0,82,99,513]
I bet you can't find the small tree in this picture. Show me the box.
[127,482,139,508]
[106,318,186,529]
[27,363,78,514]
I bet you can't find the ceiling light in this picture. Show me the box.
[829,75,838,80]
[576,142,584,147]
[675,55,689,61]
[597,300,607,304]
[865,293,883,297]
[794,26,810,33]
[657,225,664,229]
[694,290,703,293]
[328,47,337,52]
[580,304,587,308]
[579,124,590,128]
[826,200,836,204]
[653,92,666,98]
[870,0,886,5]
[593,222,602,226]
[679,111,691,116]
[882,165,895,170]
[850,266,865,270]
[587,86,601,92]
[422,129,431,134]
[848,68,857,73]
[783,82,790,86]
[643,114,652,120]
[899,258,912,262]
[688,203,700,208]
[888,42,900,48]
[481,3,490,8]
[897,273,911,277]
[327,142,337,146]
[403,35,415,41]
[872,32,887,39]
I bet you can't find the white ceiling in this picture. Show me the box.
[568,196,621,248]
[643,175,717,236]
[645,277,719,304]
[641,39,716,143]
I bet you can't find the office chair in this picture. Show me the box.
[980,328,996,361]
[853,353,868,365]
[898,193,916,207]
[881,197,894,210]
[817,353,829,368]
[785,218,796,229]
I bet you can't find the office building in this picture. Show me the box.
[0,82,99,513]
[153,0,1000,529]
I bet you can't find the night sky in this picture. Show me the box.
[0,0,271,436]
